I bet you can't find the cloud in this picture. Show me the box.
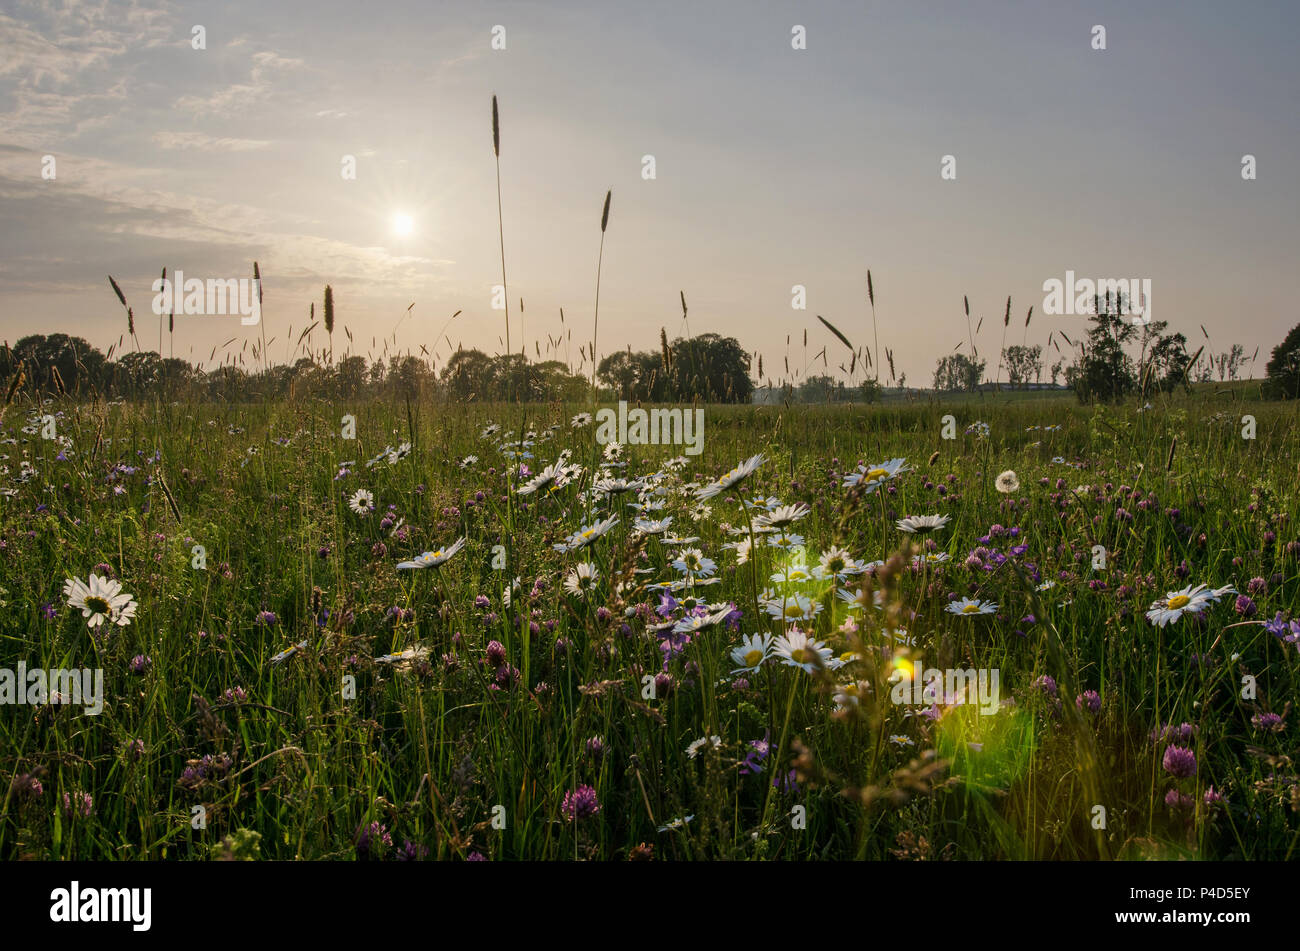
[152,132,271,152]
[174,50,305,117]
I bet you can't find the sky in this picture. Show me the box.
[1,0,1297,386]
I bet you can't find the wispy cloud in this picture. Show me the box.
[152,132,271,152]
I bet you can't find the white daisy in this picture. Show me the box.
[896,514,950,534]
[396,537,467,570]
[1145,583,1230,628]
[685,735,722,759]
[634,516,674,535]
[696,453,765,501]
[754,503,811,530]
[563,562,600,599]
[672,548,717,578]
[729,632,774,674]
[571,412,593,428]
[763,594,823,624]
[946,597,997,616]
[63,573,137,629]
[771,628,833,674]
[843,457,910,491]
[814,546,866,581]
[348,488,375,515]
[553,516,620,553]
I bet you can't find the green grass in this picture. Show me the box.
[1,391,1297,860]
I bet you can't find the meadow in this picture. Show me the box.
[1,390,1298,860]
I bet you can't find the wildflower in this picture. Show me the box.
[354,820,392,859]
[896,514,950,534]
[1076,690,1101,713]
[571,412,593,428]
[672,548,718,578]
[995,470,1019,494]
[685,735,721,758]
[729,632,773,674]
[1161,745,1197,780]
[635,516,674,535]
[553,516,619,553]
[561,785,601,821]
[946,597,997,616]
[843,457,910,491]
[62,791,94,818]
[813,546,864,581]
[563,562,599,599]
[754,503,810,530]
[518,457,572,495]
[696,453,765,500]
[63,573,138,630]
[763,593,822,624]
[348,488,375,515]
[1145,583,1230,627]
[396,537,467,569]
[771,628,833,674]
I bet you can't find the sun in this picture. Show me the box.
[391,212,414,237]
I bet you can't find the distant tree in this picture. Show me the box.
[858,378,882,403]
[1211,344,1246,382]
[933,353,985,392]
[1071,301,1138,403]
[443,348,494,401]
[667,334,752,403]
[1263,321,1300,400]
[1003,345,1043,388]
[797,374,840,402]
[8,333,108,396]
[335,355,367,398]
[597,349,642,400]
[1141,321,1193,394]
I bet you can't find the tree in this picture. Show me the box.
[667,334,752,403]
[1211,344,1246,382]
[1142,321,1193,393]
[933,353,985,392]
[1071,303,1138,403]
[1264,321,1300,400]
[1002,345,1043,388]
[7,334,108,396]
[443,348,494,401]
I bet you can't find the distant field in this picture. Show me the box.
[1,392,1297,859]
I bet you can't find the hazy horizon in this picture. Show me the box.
[2,0,1297,385]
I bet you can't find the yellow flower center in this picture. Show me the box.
[784,604,803,618]
[86,596,111,614]
[866,468,889,480]
[962,603,981,614]
[1167,595,1191,609]
[789,648,808,663]
[744,649,763,666]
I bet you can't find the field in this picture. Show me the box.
[2,391,1298,861]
